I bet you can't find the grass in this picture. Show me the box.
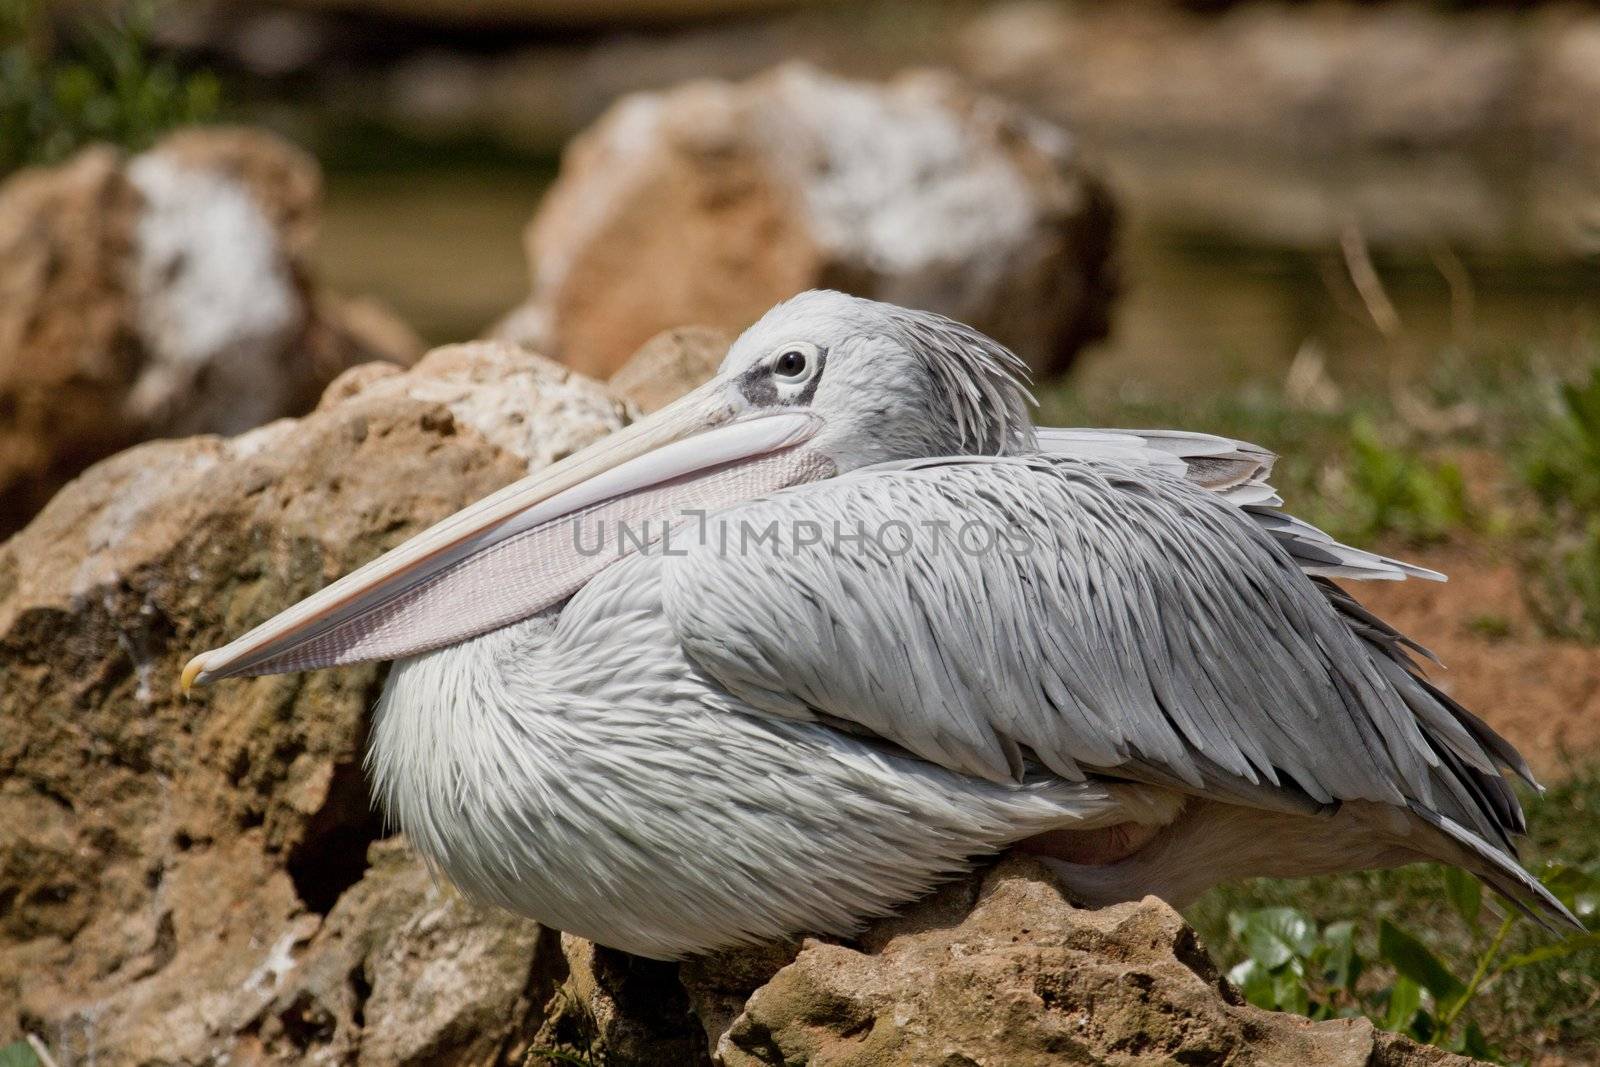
[1035,382,1477,548]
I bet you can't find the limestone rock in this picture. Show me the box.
[709,858,1482,1067]
[495,63,1116,380]
[608,325,731,413]
[254,839,551,1066]
[0,341,624,1065]
[0,126,423,539]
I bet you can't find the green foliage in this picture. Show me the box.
[0,0,220,175]
[1220,861,1600,1062]
[1465,614,1514,641]
[525,1051,602,1067]
[1516,364,1600,641]
[1033,381,1471,550]
[1521,524,1600,641]
[1226,909,1359,1021]
[1334,415,1471,545]
[1521,365,1600,515]
[0,1042,40,1067]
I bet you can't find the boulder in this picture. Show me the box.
[495,63,1116,381]
[608,324,731,413]
[0,126,423,539]
[0,335,1475,1065]
[703,858,1481,1067]
[0,341,624,1065]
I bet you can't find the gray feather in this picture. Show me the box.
[660,454,1530,881]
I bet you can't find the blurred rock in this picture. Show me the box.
[959,3,1519,154]
[608,325,731,413]
[0,341,623,1064]
[957,2,1600,258]
[208,2,1600,265]
[0,126,423,540]
[710,857,1480,1067]
[495,63,1116,380]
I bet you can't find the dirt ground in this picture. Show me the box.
[1356,542,1600,776]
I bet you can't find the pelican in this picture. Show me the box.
[185,291,1576,959]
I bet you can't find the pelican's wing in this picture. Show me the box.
[1038,427,1442,582]
[660,455,1541,884]
[1036,427,1280,506]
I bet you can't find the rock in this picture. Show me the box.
[495,63,1116,380]
[0,341,624,1065]
[954,2,1600,258]
[255,839,551,1065]
[0,126,423,540]
[710,857,1481,1067]
[608,325,731,413]
[538,937,715,1066]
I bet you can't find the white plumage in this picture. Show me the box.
[188,290,1576,959]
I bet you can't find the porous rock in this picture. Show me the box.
[705,857,1481,1067]
[0,125,423,538]
[495,62,1116,381]
[0,341,623,1065]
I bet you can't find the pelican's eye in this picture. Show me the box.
[773,348,810,381]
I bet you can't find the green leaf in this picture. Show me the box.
[1271,968,1311,1017]
[1320,920,1362,992]
[1378,920,1465,1002]
[1461,1020,1494,1059]
[0,1041,42,1067]
[1383,975,1423,1032]
[1228,958,1277,1010]
[1443,867,1482,928]
[1237,907,1317,970]
[1498,929,1600,971]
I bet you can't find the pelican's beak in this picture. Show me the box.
[183,379,826,688]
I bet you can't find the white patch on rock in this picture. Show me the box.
[405,359,625,470]
[245,921,315,995]
[125,153,304,436]
[760,66,1036,293]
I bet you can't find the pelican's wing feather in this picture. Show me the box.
[660,454,1525,855]
[1038,427,1443,582]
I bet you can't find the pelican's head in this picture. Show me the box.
[182,291,1035,689]
[717,290,1035,471]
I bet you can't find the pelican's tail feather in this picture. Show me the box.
[1408,804,1583,933]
